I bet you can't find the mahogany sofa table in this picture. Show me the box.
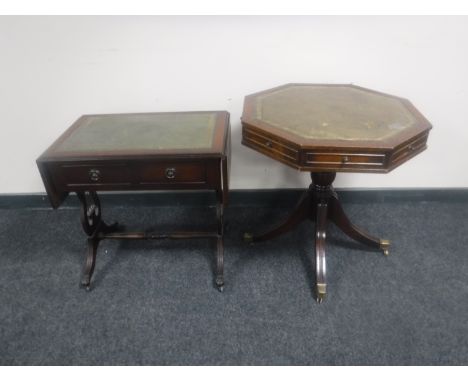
[37,111,230,291]
[241,84,431,303]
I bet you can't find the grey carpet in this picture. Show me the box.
[0,197,467,365]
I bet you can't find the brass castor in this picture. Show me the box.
[316,283,326,304]
[380,239,390,256]
[243,232,254,243]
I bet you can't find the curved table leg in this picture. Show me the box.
[215,201,225,292]
[315,201,328,303]
[329,194,390,256]
[244,191,310,243]
[81,237,100,291]
[77,191,120,290]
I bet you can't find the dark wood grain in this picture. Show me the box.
[37,111,231,292]
[241,84,431,173]
[244,172,389,303]
[240,85,430,302]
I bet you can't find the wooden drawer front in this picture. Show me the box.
[305,152,385,169]
[390,135,428,165]
[243,129,299,163]
[136,161,207,185]
[55,163,132,187]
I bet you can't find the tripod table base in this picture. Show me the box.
[244,172,389,303]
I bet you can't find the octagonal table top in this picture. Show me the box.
[241,84,432,173]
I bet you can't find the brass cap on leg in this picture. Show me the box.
[316,283,326,303]
[380,239,390,256]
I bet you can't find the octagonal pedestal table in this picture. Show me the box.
[241,84,432,303]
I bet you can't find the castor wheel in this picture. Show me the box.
[243,232,254,243]
[380,239,390,256]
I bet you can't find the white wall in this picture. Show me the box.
[1,16,467,193]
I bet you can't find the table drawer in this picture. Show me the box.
[390,135,428,165]
[135,161,207,185]
[305,152,386,169]
[53,163,132,187]
[243,128,299,162]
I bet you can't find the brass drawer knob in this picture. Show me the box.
[342,156,350,164]
[89,169,101,182]
[265,140,273,148]
[165,168,176,179]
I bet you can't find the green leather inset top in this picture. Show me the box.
[57,112,217,152]
[255,86,416,141]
